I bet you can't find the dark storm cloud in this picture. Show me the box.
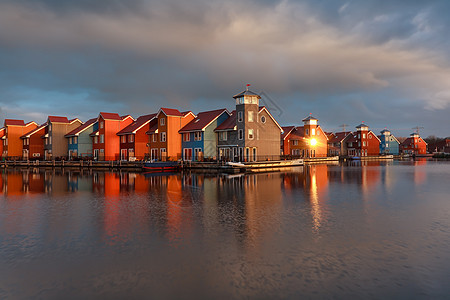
[0,0,450,136]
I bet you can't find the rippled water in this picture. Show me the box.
[1,160,450,299]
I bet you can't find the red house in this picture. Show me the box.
[20,123,47,160]
[1,119,38,159]
[91,112,135,161]
[327,132,352,156]
[117,113,157,161]
[346,123,380,157]
[281,115,328,158]
[400,133,427,155]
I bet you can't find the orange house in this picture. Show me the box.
[1,119,38,159]
[0,127,5,156]
[20,124,47,160]
[147,108,195,161]
[117,113,157,161]
[91,112,135,161]
[281,115,328,158]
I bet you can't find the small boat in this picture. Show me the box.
[226,159,303,171]
[143,161,179,171]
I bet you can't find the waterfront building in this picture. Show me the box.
[117,113,157,160]
[400,133,427,155]
[0,127,5,157]
[91,112,135,161]
[346,123,380,157]
[215,88,282,162]
[179,109,230,161]
[378,129,400,155]
[1,119,38,159]
[327,132,352,156]
[20,124,47,160]
[65,118,97,159]
[435,138,450,153]
[44,116,82,160]
[281,115,328,158]
[146,108,195,161]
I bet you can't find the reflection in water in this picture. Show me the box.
[1,159,450,299]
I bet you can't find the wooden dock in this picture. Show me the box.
[0,160,145,170]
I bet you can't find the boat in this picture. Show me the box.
[143,160,179,171]
[226,159,303,172]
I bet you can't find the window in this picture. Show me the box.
[129,135,134,143]
[100,134,104,143]
[194,132,202,141]
[152,134,157,142]
[94,136,98,144]
[312,128,315,135]
[358,134,361,139]
[238,111,243,122]
[100,121,104,129]
[121,136,126,143]
[183,133,190,142]
[248,111,254,122]
[100,149,104,153]
[248,129,254,139]
[238,129,244,140]
[49,136,52,144]
[293,140,298,146]
[363,141,366,146]
[23,139,27,146]
[358,141,361,147]
[261,116,266,123]
[160,132,166,142]
[194,148,202,159]
[369,134,372,139]
[363,133,366,138]
[305,129,309,135]
[74,137,78,144]
[252,148,257,162]
[219,131,227,141]
[160,118,165,126]
[49,124,52,131]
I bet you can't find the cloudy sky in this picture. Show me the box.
[1,0,450,137]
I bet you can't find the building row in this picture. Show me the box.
[1,88,430,161]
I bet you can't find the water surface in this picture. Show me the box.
[1,160,450,299]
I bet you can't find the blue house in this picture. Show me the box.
[378,129,400,155]
[65,118,98,159]
[179,109,230,161]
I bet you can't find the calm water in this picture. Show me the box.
[1,160,450,299]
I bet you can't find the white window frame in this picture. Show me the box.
[248,129,254,140]
[160,118,165,126]
[219,131,227,141]
[238,111,243,122]
[129,135,134,143]
[248,111,254,122]
[100,134,104,143]
[238,129,244,140]
[160,132,166,142]
[194,132,202,141]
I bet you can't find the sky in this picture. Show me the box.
[1,0,450,137]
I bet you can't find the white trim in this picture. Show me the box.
[258,107,282,131]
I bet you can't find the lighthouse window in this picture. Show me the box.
[261,116,266,123]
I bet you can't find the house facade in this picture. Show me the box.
[1,119,38,159]
[346,123,381,157]
[179,109,230,161]
[281,115,328,158]
[216,88,282,162]
[65,118,97,159]
[378,129,400,155]
[117,113,157,161]
[91,112,135,161]
[327,132,352,156]
[146,108,195,161]
[44,116,82,160]
[20,124,47,160]
[400,133,427,155]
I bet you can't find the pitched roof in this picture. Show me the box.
[356,123,369,129]
[179,109,229,133]
[215,111,236,131]
[99,112,122,120]
[259,106,283,131]
[65,118,97,137]
[281,126,295,140]
[4,119,25,126]
[233,89,261,99]
[20,123,47,139]
[302,115,318,122]
[146,121,159,135]
[117,114,156,135]
[159,108,184,117]
[89,129,99,137]
[328,132,352,144]
[288,127,306,140]
[48,116,70,123]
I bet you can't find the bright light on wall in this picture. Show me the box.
[310,138,317,146]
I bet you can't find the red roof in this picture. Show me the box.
[328,132,352,144]
[146,121,158,135]
[65,118,97,137]
[281,126,295,140]
[179,109,228,133]
[48,116,70,123]
[4,119,25,126]
[89,129,99,137]
[159,108,184,117]
[215,111,236,131]
[21,123,47,138]
[100,112,122,120]
[117,114,156,135]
